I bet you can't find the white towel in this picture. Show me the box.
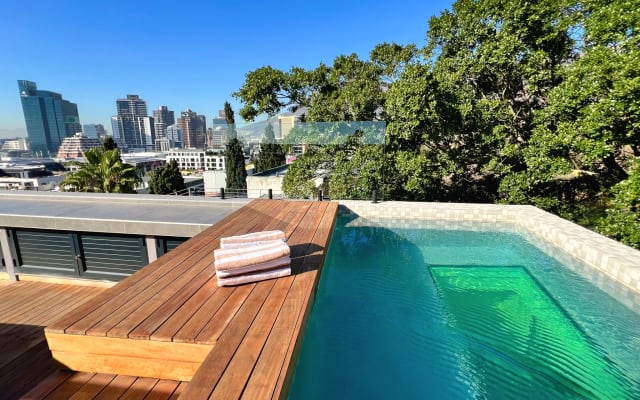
[216,266,291,286]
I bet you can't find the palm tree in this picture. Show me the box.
[62,147,141,193]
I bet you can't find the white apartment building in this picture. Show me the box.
[166,149,225,171]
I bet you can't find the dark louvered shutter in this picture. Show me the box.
[14,230,80,276]
[79,233,148,279]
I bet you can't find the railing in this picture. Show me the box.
[170,184,206,196]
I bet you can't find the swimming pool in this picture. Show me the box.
[288,215,640,399]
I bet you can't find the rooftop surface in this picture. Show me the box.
[0,192,250,237]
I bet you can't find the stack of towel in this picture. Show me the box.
[214,230,291,286]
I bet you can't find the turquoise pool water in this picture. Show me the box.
[288,216,640,399]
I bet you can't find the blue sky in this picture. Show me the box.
[0,0,452,139]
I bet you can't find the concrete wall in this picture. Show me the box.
[203,170,226,196]
[246,175,284,199]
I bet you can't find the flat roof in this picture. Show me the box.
[0,192,250,237]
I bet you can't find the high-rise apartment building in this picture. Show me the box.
[83,123,107,139]
[177,109,207,149]
[153,106,175,142]
[18,80,82,156]
[166,124,183,148]
[111,95,155,151]
[209,115,228,148]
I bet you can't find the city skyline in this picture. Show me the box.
[0,0,452,139]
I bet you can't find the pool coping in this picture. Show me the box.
[337,201,640,309]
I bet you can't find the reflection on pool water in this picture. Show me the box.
[288,216,640,399]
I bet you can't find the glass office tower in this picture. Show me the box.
[18,80,81,157]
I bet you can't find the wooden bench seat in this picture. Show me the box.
[43,199,338,398]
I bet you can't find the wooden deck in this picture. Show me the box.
[0,281,104,399]
[43,199,338,399]
[0,280,185,400]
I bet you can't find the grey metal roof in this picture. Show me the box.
[0,191,250,237]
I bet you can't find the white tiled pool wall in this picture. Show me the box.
[338,201,640,310]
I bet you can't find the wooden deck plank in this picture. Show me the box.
[67,373,116,400]
[43,371,96,400]
[209,276,294,400]
[0,341,60,400]
[270,202,338,399]
[177,279,278,399]
[128,271,217,340]
[20,370,74,400]
[240,275,312,400]
[0,281,105,400]
[169,284,242,344]
[91,375,136,400]
[168,382,187,400]
[148,276,220,342]
[142,379,183,400]
[191,284,256,345]
[118,377,159,400]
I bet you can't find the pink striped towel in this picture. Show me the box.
[215,256,291,278]
[220,230,286,249]
[216,266,291,286]
[214,241,290,272]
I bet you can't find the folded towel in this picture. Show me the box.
[215,256,291,278]
[220,230,286,248]
[214,241,290,272]
[221,238,285,250]
[216,266,291,286]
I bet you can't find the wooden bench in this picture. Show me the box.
[44,199,338,398]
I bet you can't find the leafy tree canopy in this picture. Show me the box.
[148,160,186,194]
[235,0,640,247]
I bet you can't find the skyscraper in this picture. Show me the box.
[153,106,175,142]
[177,109,207,149]
[18,80,81,156]
[83,123,107,139]
[166,124,183,148]
[111,95,155,151]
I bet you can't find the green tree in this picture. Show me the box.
[102,136,118,151]
[62,147,140,193]
[282,148,326,198]
[223,102,247,191]
[148,160,186,194]
[597,158,640,248]
[255,123,285,173]
[234,0,640,248]
[500,0,640,216]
